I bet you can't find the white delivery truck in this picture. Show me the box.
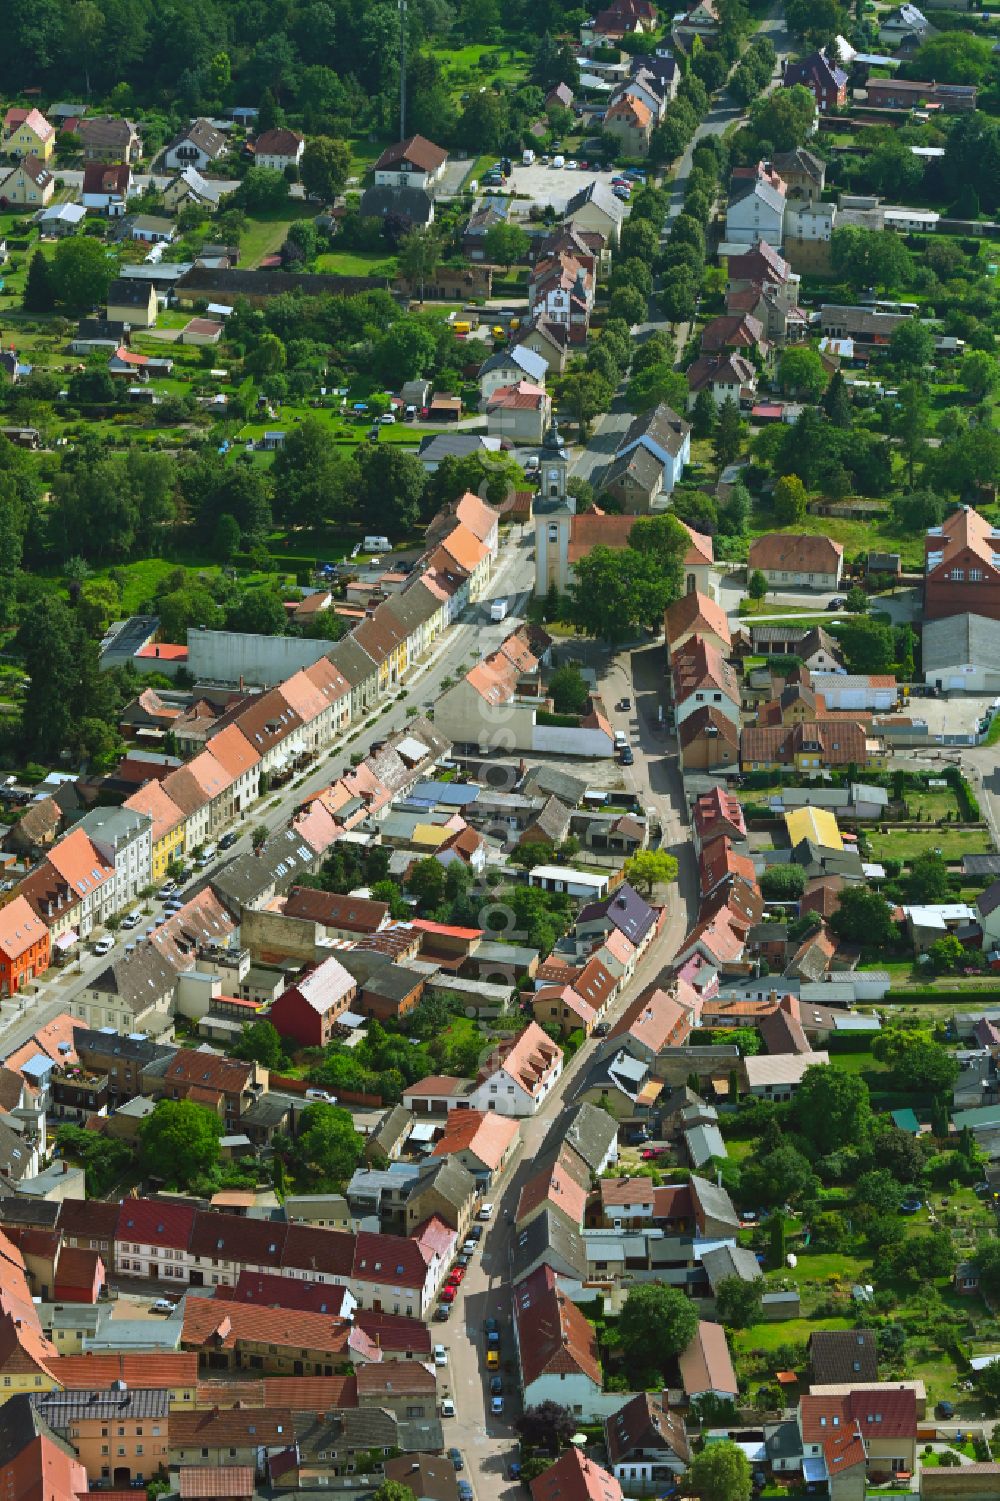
[522,149,535,165]
[490,598,509,621]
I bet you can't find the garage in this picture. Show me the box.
[811,673,898,711]
[922,614,1000,695]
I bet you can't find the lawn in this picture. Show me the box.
[240,205,314,267]
[865,827,993,862]
[314,249,398,277]
[734,1314,851,1357]
[747,506,924,570]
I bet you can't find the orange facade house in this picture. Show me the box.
[0,895,50,995]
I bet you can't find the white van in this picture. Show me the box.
[364,535,392,553]
[522,149,535,165]
[552,155,565,168]
[196,842,218,868]
[613,730,628,751]
[490,599,508,622]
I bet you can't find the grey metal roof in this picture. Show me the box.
[685,1124,727,1168]
[701,1243,762,1290]
[510,1206,588,1282]
[923,612,1000,674]
[557,1100,620,1174]
[690,1174,740,1229]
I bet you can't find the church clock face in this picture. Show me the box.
[547,468,561,487]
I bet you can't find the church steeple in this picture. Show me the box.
[539,416,570,509]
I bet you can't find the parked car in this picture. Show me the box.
[434,1304,451,1321]
[93,936,114,956]
[441,1399,456,1418]
[449,1449,464,1471]
[434,1345,448,1366]
[487,1349,500,1369]
[121,912,142,930]
[219,831,238,850]
[936,1401,955,1419]
[491,1397,504,1415]
[594,1021,610,1036]
[470,1225,484,1242]
[616,697,631,711]
[641,1146,671,1160]
[440,1286,456,1303]
[458,1483,474,1501]
[490,1376,503,1395]
[448,1266,466,1285]
[462,1240,477,1255]
[827,596,847,610]
[620,747,634,765]
[479,1202,495,1220]
[157,881,177,899]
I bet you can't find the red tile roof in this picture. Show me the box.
[514,1263,601,1389]
[530,1449,623,1501]
[181,1296,351,1357]
[115,1200,195,1252]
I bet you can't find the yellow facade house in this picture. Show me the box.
[123,780,186,883]
[4,108,55,161]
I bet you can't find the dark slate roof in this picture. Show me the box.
[509,1206,588,1282]
[808,1328,878,1384]
[557,1100,620,1175]
[359,185,434,224]
[578,881,655,946]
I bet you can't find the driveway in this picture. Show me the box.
[439,639,699,1497]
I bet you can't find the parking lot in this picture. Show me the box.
[502,162,631,216]
[907,692,997,739]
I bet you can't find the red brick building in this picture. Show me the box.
[924,505,1000,622]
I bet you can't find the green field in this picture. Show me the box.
[238,205,314,267]
[865,827,993,862]
[314,249,398,277]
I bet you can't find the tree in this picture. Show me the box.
[743,1141,816,1204]
[893,383,930,487]
[608,284,647,327]
[830,885,897,948]
[213,513,242,561]
[516,1403,575,1455]
[975,1240,1000,1302]
[792,1066,872,1156]
[692,387,717,440]
[556,369,614,438]
[138,1100,223,1188]
[748,85,817,151]
[23,252,55,313]
[352,444,427,532]
[232,1020,286,1069]
[660,267,698,324]
[483,222,530,272]
[961,350,1000,403]
[227,588,287,636]
[54,1124,132,1197]
[822,369,852,428]
[236,166,289,211]
[549,664,589,715]
[911,31,994,84]
[626,362,688,416]
[295,1101,364,1190]
[759,864,805,899]
[778,346,827,401]
[406,856,446,910]
[372,1484,416,1501]
[687,1441,752,1501]
[748,569,768,603]
[831,226,913,292]
[396,226,445,304]
[881,1228,956,1285]
[836,616,895,674]
[715,1275,764,1329]
[907,850,950,903]
[890,318,936,373]
[856,1168,904,1216]
[845,584,868,614]
[620,1284,698,1373]
[772,473,807,525]
[872,1031,959,1096]
[929,933,966,974]
[300,136,351,201]
[623,849,679,897]
[50,236,115,312]
[714,397,742,467]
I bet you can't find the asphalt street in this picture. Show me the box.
[0,530,536,1056]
